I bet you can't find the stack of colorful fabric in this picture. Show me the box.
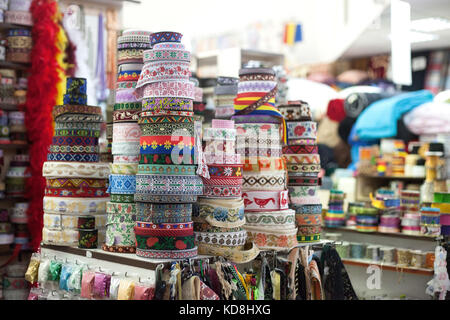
[233,67,297,251]
[104,30,151,253]
[324,190,346,228]
[5,154,30,197]
[133,31,203,259]
[194,119,259,263]
[420,206,440,237]
[279,101,322,243]
[6,28,32,63]
[432,192,450,236]
[400,190,421,235]
[42,77,109,249]
[214,77,239,119]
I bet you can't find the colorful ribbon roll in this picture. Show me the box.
[136,202,192,223]
[245,209,296,228]
[138,60,190,86]
[137,81,194,100]
[108,174,136,194]
[42,162,110,179]
[242,190,289,212]
[242,172,286,191]
[195,198,245,228]
[245,226,298,250]
[135,174,203,196]
[194,230,247,246]
[141,97,193,112]
[43,196,107,215]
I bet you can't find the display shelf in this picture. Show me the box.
[355,174,424,201]
[323,226,436,242]
[358,174,425,180]
[0,61,30,70]
[0,22,32,31]
[40,244,213,270]
[0,143,28,150]
[341,258,433,276]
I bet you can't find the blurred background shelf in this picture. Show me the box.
[341,258,433,276]
[0,61,31,70]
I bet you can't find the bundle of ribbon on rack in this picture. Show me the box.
[41,78,109,249]
[104,30,151,254]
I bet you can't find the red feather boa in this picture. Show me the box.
[25,0,62,251]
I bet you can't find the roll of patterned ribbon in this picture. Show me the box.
[108,174,136,194]
[297,224,322,236]
[350,243,367,259]
[106,202,136,215]
[143,49,190,62]
[287,164,321,174]
[203,127,236,141]
[113,122,141,142]
[117,70,141,81]
[54,121,101,131]
[283,154,320,165]
[242,190,289,211]
[44,185,108,198]
[142,97,193,112]
[138,110,194,119]
[42,227,106,247]
[112,142,140,156]
[137,81,194,100]
[286,121,317,140]
[47,153,99,162]
[5,11,32,26]
[137,164,196,176]
[136,202,192,223]
[112,194,136,205]
[112,110,140,122]
[152,42,185,50]
[117,49,144,63]
[295,213,322,226]
[282,145,318,154]
[289,194,320,206]
[9,0,32,11]
[53,105,101,118]
[245,209,296,228]
[116,80,137,90]
[245,226,298,250]
[194,230,247,247]
[49,145,99,153]
[115,88,139,103]
[55,114,103,123]
[135,233,195,252]
[135,174,203,196]
[105,213,136,247]
[204,152,241,165]
[139,152,195,166]
[110,163,138,175]
[215,105,236,118]
[291,204,322,215]
[139,122,194,137]
[42,162,110,179]
[43,197,107,215]
[54,129,100,138]
[117,33,151,44]
[431,202,450,213]
[278,101,312,121]
[43,213,107,230]
[235,122,280,138]
[113,102,142,111]
[288,185,318,198]
[138,60,190,86]
[195,198,245,228]
[288,176,320,186]
[242,172,286,191]
[7,36,32,49]
[136,247,197,259]
[202,185,242,199]
[236,146,282,158]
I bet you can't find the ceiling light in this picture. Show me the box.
[389,31,439,43]
[410,17,450,32]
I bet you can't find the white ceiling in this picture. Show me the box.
[342,0,450,58]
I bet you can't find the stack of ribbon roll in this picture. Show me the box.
[378,197,401,233]
[133,31,203,259]
[232,67,297,251]
[432,192,450,236]
[324,190,346,228]
[10,202,29,249]
[279,100,322,243]
[5,154,30,197]
[8,111,26,143]
[355,206,378,233]
[214,77,239,119]
[195,119,259,263]
[104,30,151,253]
[42,78,109,249]
[6,28,31,63]
[400,190,421,235]
[420,206,440,237]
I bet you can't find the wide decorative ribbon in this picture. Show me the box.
[138,60,190,87]
[242,172,286,191]
[142,97,193,112]
[111,142,140,156]
[54,121,101,131]
[113,102,142,111]
[49,145,99,153]
[135,174,203,195]
[117,49,144,62]
[284,154,320,165]
[143,49,190,62]
[194,230,247,246]
[288,176,320,186]
[54,129,100,138]
[135,194,197,203]
[136,202,192,223]
[136,81,194,100]
[42,227,106,247]
[139,122,194,136]
[105,214,136,247]
[117,34,151,44]
[52,105,101,118]
[42,162,110,179]
[43,197,107,215]
[47,153,99,162]
[107,202,136,215]
[152,42,185,50]
[282,145,319,155]
[194,198,245,228]
[242,190,289,211]
[204,153,240,165]
[110,163,138,175]
[139,114,194,124]
[278,102,312,121]
[204,140,235,154]
[139,153,195,166]
[113,155,139,163]
[54,114,103,123]
[235,122,280,138]
[203,127,237,141]
[236,147,282,158]
[136,247,197,259]
[117,42,152,50]
[137,164,197,175]
[242,156,285,172]
[295,213,322,226]
[204,164,242,178]
[110,194,135,203]
[203,185,242,198]
[245,209,296,228]
[108,174,136,195]
[140,136,193,153]
[215,105,236,118]
[112,110,140,122]
[135,233,195,251]
[288,185,318,198]
[44,186,108,198]
[43,213,107,230]
[116,81,137,90]
[5,11,33,26]
[297,225,322,236]
[115,88,139,103]
[244,226,298,250]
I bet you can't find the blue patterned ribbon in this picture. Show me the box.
[108,174,136,194]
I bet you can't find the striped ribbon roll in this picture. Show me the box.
[108,174,136,195]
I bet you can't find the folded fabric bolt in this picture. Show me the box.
[245,209,296,228]
[204,153,241,165]
[47,153,99,162]
[110,163,138,175]
[138,60,190,86]
[282,145,318,154]
[136,247,198,259]
[143,49,190,62]
[242,156,285,172]
[245,226,298,250]
[283,154,320,165]
[141,97,193,112]
[43,213,107,230]
[113,102,142,111]
[197,241,260,264]
[42,162,110,179]
[278,102,312,121]
[242,190,289,211]
[195,198,245,228]
[134,194,197,203]
[52,105,101,118]
[42,227,106,246]
[295,213,322,226]
[112,142,140,156]
[194,230,247,246]
[113,155,139,163]
[202,185,242,198]
[54,121,101,130]
[135,174,203,196]
[286,121,317,140]
[136,202,192,223]
[43,197,107,215]
[108,174,136,194]
[136,81,194,100]
[242,172,286,191]
[138,164,196,175]
[113,110,140,122]
[112,122,141,143]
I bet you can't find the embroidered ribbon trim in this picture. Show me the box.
[288,186,318,198]
[110,194,135,203]
[135,247,198,259]
[135,174,203,196]
[195,230,247,246]
[45,178,107,189]
[242,190,289,212]
[42,227,106,247]
[54,114,103,123]
[112,142,140,156]
[44,186,108,198]
[138,60,190,87]
[43,197,108,215]
[286,164,321,173]
[135,221,193,229]
[138,114,194,124]
[135,233,195,251]
[282,145,318,154]
[43,213,107,230]
[204,153,241,165]
[203,127,237,141]
[110,163,138,175]
[242,172,286,191]
[52,105,102,118]
[137,164,197,175]
[113,102,142,111]
[278,103,312,121]
[108,174,136,194]
[297,234,320,243]
[136,202,192,223]
[288,177,320,186]
[106,202,136,215]
[139,122,194,136]
[49,145,99,153]
[54,122,101,130]
[42,162,110,179]
[290,195,321,206]
[143,49,190,62]
[113,122,141,143]
[245,209,296,227]
[203,185,242,198]
[195,198,245,228]
[204,140,235,154]
[102,244,136,253]
[139,144,195,155]
[283,154,320,165]
[295,213,322,226]
[136,81,195,100]
[138,153,196,165]
[245,226,298,250]
[115,88,139,103]
[286,121,317,140]
[141,97,193,112]
[113,110,140,122]
[47,153,100,162]
[54,129,100,138]
[134,194,198,203]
